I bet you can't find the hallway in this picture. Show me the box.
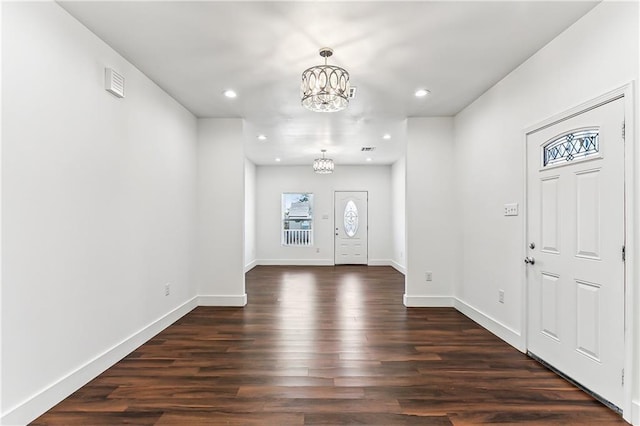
[33,266,624,425]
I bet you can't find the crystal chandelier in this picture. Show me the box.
[313,150,335,174]
[301,48,350,112]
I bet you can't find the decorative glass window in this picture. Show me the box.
[543,128,599,167]
[282,193,313,246]
[343,200,359,237]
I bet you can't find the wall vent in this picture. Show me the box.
[105,68,125,98]
[361,147,376,152]
[348,86,357,99]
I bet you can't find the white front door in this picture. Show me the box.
[334,191,368,265]
[526,97,625,408]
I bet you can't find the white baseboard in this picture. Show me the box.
[244,259,257,273]
[403,295,454,307]
[454,298,524,351]
[389,260,406,275]
[257,259,334,266]
[198,294,247,306]
[367,259,391,266]
[631,399,639,425]
[255,259,404,269]
[1,297,198,426]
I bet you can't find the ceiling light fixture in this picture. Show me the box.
[301,48,350,113]
[313,149,335,174]
[383,134,391,140]
[414,89,430,97]
[275,158,281,162]
[223,89,237,98]
[366,157,372,162]
[257,134,267,141]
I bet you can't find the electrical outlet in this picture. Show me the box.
[165,283,170,296]
[425,271,433,282]
[498,289,505,303]
[504,203,519,216]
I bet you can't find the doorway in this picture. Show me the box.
[525,95,626,409]
[334,191,368,265]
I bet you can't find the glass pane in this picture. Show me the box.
[343,200,359,237]
[282,193,313,246]
[543,129,599,167]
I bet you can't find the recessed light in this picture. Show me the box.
[275,158,281,162]
[382,134,391,140]
[257,134,267,141]
[414,89,430,97]
[366,157,372,162]
[223,89,237,98]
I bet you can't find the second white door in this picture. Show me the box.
[526,96,625,408]
[334,191,368,265]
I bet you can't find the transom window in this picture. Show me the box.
[543,128,599,167]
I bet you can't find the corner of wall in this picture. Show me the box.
[244,259,258,273]
[404,117,457,302]
[390,260,406,275]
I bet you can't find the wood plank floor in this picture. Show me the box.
[33,266,625,425]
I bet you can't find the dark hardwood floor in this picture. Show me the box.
[32,266,624,425]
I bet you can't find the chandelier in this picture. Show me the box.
[301,48,350,112]
[313,150,335,174]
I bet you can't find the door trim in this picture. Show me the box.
[522,82,635,421]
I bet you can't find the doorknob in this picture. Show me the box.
[524,256,535,265]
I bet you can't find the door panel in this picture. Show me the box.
[541,177,560,254]
[575,280,600,360]
[540,273,559,340]
[526,97,625,408]
[575,170,601,259]
[334,191,368,265]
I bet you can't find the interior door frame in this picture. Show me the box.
[521,82,635,421]
[333,190,369,265]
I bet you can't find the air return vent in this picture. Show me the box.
[105,68,125,98]
[361,147,376,152]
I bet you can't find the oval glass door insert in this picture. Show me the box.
[343,200,359,237]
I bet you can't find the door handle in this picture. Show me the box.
[524,256,535,265]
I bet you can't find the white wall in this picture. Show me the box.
[256,165,392,265]
[244,159,257,271]
[404,118,458,307]
[0,2,4,415]
[390,158,406,274]
[1,3,198,423]
[453,1,639,421]
[196,119,246,306]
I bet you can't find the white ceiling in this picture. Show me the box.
[58,1,598,166]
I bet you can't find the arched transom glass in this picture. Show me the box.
[543,128,599,167]
[343,200,358,237]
